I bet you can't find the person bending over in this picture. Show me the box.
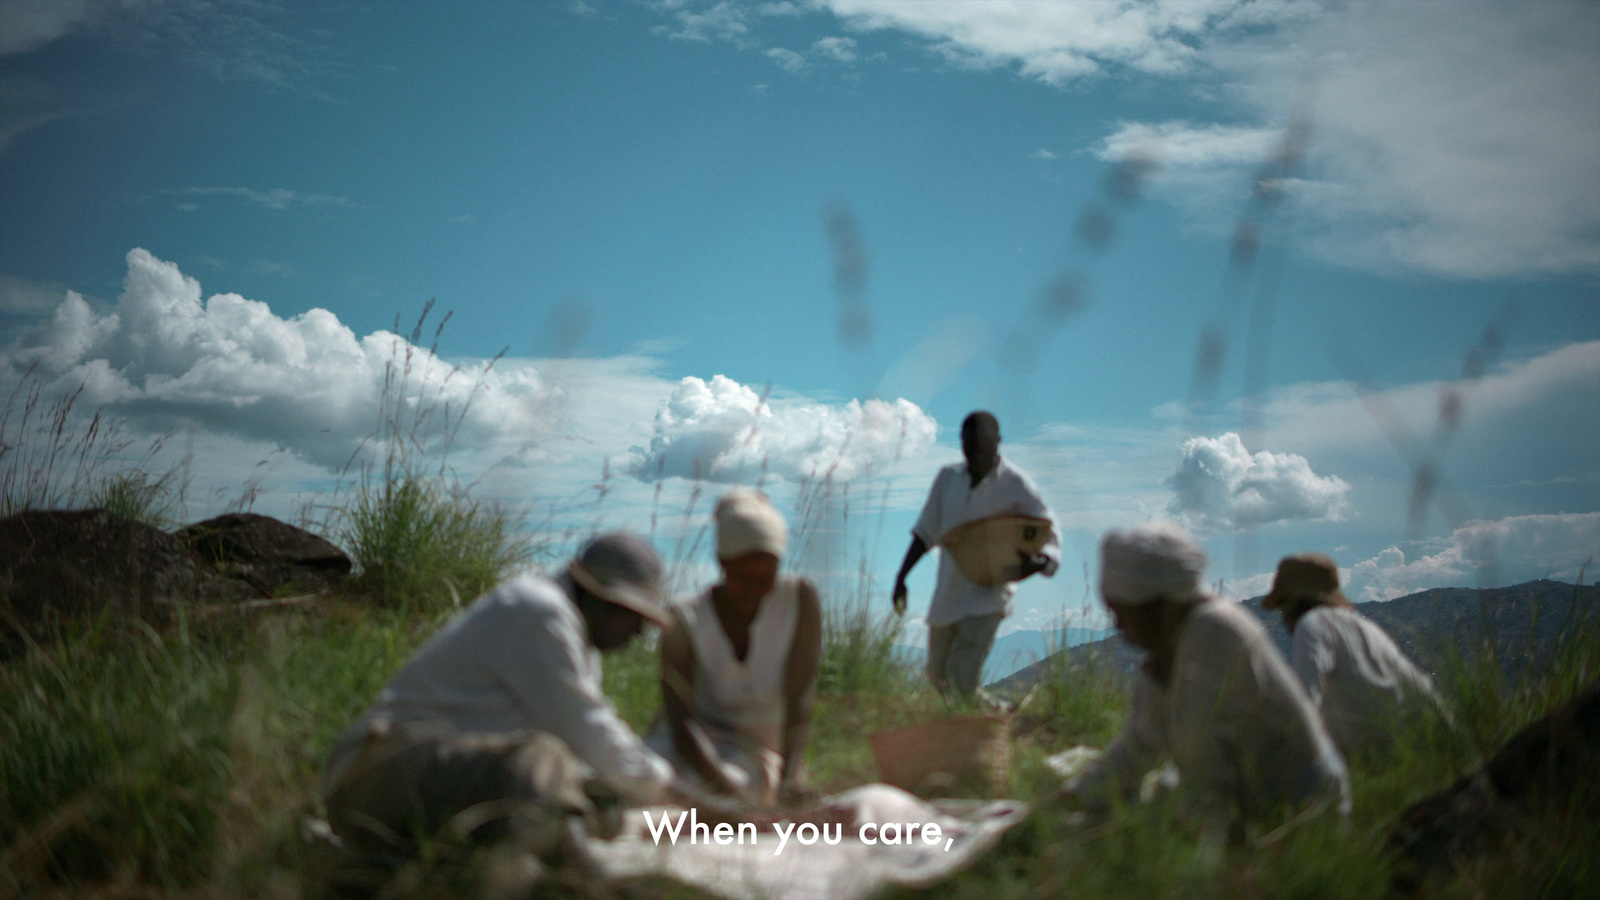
[322,533,681,861]
[1061,523,1350,833]
[1264,552,1452,759]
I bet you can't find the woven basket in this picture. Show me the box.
[869,715,1011,796]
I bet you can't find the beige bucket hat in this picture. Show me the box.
[1262,552,1349,611]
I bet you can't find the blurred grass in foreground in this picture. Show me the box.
[2,580,1595,898]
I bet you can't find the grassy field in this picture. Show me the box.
[4,354,1596,899]
[2,560,1596,898]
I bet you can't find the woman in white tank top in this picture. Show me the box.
[648,489,823,805]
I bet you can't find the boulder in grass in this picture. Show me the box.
[0,508,254,646]
[1388,677,1600,892]
[177,512,352,597]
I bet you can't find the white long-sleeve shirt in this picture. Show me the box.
[1292,605,1449,757]
[327,573,672,803]
[912,456,1061,627]
[1068,599,1350,824]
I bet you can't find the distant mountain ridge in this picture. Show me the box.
[993,580,1600,693]
[895,625,1114,684]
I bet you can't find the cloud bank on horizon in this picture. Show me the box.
[1223,512,1600,605]
[1345,512,1600,603]
[0,249,939,493]
[1,247,1594,607]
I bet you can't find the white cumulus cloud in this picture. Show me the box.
[1093,2,1600,278]
[819,0,1304,85]
[765,47,806,72]
[1095,120,1279,169]
[1166,431,1351,532]
[623,374,937,484]
[0,249,566,470]
[653,0,754,44]
[1343,512,1600,603]
[812,35,857,62]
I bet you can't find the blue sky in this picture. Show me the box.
[2,0,1596,638]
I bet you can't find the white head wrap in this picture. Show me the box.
[1098,520,1207,605]
[715,488,788,560]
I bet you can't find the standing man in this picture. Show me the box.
[891,411,1060,700]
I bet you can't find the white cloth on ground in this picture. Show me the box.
[912,456,1059,627]
[1067,599,1351,823]
[584,784,1027,900]
[648,577,801,799]
[1292,605,1449,756]
[325,573,672,804]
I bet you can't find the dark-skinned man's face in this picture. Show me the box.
[719,551,780,614]
[579,593,647,652]
[961,423,1000,481]
[1104,595,1193,685]
[1105,597,1163,651]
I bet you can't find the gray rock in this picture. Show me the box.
[177,512,351,597]
[1388,676,1600,892]
[0,508,254,646]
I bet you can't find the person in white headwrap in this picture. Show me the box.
[1060,522,1350,831]
[1263,553,1452,759]
[649,489,823,805]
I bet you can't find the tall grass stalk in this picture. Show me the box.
[1025,622,1130,747]
[0,370,185,520]
[333,304,532,610]
[0,605,424,896]
[342,474,530,611]
[88,469,182,529]
[818,591,912,697]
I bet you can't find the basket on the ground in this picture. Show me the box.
[869,715,1011,796]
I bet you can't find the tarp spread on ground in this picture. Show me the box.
[584,784,1028,900]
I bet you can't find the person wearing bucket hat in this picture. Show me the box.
[321,532,684,870]
[1264,553,1451,758]
[649,488,823,806]
[1060,522,1350,832]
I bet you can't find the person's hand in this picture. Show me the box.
[891,579,908,615]
[778,780,823,808]
[664,780,747,823]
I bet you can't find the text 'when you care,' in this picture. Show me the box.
[641,808,956,855]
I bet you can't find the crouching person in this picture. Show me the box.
[1060,523,1350,836]
[321,533,678,871]
[1264,553,1453,760]
[648,489,823,806]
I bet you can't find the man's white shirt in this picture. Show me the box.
[1067,599,1350,822]
[328,573,673,803]
[912,455,1060,627]
[1292,605,1449,756]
